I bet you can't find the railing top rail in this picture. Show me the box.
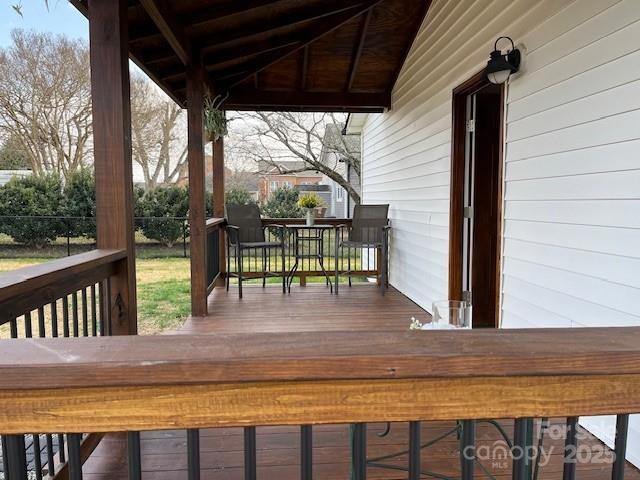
[0,249,126,302]
[206,217,226,230]
[2,327,640,390]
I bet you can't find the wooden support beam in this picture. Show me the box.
[139,0,191,65]
[300,45,309,91]
[187,60,208,317]
[217,0,384,91]
[88,0,137,335]
[346,9,371,91]
[224,90,390,111]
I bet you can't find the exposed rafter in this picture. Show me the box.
[347,9,372,92]
[300,45,309,91]
[198,0,372,56]
[216,0,385,92]
[138,0,191,65]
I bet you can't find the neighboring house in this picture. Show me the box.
[318,123,361,218]
[0,170,31,186]
[352,0,640,466]
[177,157,260,201]
[257,161,322,202]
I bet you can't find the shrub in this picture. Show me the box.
[225,187,256,207]
[64,168,96,238]
[262,185,302,219]
[0,173,65,247]
[137,185,189,247]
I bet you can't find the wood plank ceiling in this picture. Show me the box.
[72,0,431,112]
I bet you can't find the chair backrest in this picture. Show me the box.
[226,204,265,243]
[350,204,389,244]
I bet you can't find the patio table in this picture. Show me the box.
[284,224,334,293]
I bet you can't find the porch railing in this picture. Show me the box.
[0,249,125,478]
[1,328,639,479]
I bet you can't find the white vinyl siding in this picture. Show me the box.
[361,0,640,466]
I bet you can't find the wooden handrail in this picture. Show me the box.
[0,249,127,324]
[2,328,640,433]
[206,217,226,231]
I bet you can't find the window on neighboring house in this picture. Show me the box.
[270,181,279,192]
[283,181,293,187]
[337,187,344,202]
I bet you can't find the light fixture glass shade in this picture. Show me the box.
[487,69,511,85]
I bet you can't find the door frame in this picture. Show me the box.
[448,70,505,328]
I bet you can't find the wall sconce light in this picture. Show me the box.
[485,36,521,85]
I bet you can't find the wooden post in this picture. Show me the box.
[88,0,137,335]
[212,137,226,286]
[187,59,208,317]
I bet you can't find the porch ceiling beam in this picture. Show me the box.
[215,0,384,92]
[138,0,191,65]
[223,90,390,111]
[300,45,309,91]
[347,10,372,91]
[198,0,372,56]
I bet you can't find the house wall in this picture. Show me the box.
[360,0,640,464]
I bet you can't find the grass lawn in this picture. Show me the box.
[0,256,191,336]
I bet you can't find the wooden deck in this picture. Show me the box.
[84,285,640,479]
[180,283,428,334]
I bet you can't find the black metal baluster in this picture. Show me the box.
[353,423,367,480]
[68,433,83,480]
[38,306,46,337]
[32,434,43,480]
[91,284,98,336]
[81,288,89,337]
[106,277,112,336]
[301,425,313,480]
[563,417,578,480]
[127,431,141,480]
[513,418,528,480]
[5,435,27,478]
[51,301,59,337]
[98,281,105,336]
[63,296,70,337]
[187,429,200,480]
[460,420,475,480]
[72,292,79,337]
[24,312,33,338]
[244,427,257,480]
[1,436,10,478]
[45,434,55,476]
[10,317,18,338]
[409,421,421,480]
[58,434,66,463]
[612,414,629,480]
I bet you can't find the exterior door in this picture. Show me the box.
[450,73,504,328]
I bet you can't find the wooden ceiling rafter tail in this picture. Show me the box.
[69,0,186,107]
[138,0,191,65]
[346,9,372,92]
[219,0,386,93]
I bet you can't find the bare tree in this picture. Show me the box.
[130,75,188,188]
[0,30,92,179]
[235,112,361,204]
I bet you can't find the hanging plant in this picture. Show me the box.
[203,93,228,142]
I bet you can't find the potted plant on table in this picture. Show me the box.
[297,192,324,226]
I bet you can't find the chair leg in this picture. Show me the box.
[238,247,243,299]
[281,245,286,294]
[335,242,340,296]
[262,248,267,288]
[348,247,352,287]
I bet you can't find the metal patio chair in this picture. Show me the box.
[334,204,390,295]
[225,204,286,299]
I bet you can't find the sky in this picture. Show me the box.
[0,1,88,47]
